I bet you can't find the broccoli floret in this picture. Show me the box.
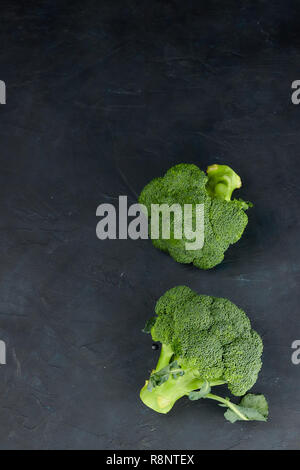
[139,163,251,269]
[140,286,268,422]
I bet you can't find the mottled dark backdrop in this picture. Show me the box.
[0,0,299,449]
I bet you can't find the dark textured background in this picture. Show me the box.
[0,0,300,450]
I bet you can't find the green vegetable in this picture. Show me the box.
[140,286,268,423]
[221,394,269,423]
[139,163,252,269]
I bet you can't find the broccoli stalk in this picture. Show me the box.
[203,393,252,421]
[140,345,225,414]
[206,164,242,201]
[155,343,174,370]
[140,369,203,415]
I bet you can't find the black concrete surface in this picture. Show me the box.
[0,0,300,450]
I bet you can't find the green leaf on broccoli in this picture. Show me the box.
[223,394,269,423]
[142,316,156,334]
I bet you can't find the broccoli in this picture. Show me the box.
[140,286,268,423]
[139,163,252,269]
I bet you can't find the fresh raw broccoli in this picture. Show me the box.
[140,286,268,423]
[139,163,252,269]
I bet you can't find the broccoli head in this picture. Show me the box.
[140,286,268,423]
[139,163,252,269]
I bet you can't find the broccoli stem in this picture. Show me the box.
[204,393,249,421]
[206,164,242,201]
[140,369,203,414]
[156,343,174,370]
[140,344,226,414]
